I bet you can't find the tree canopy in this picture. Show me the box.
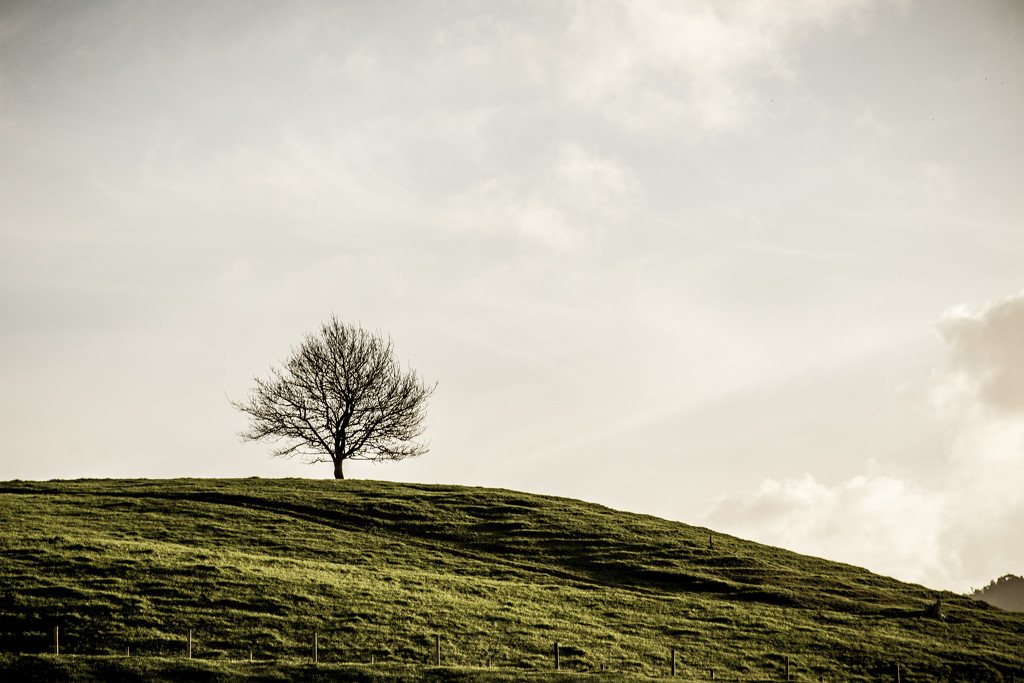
[233,316,435,479]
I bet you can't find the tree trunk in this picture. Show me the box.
[333,457,345,480]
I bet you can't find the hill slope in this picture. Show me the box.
[1,478,1022,681]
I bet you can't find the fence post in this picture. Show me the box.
[54,626,59,656]
[786,655,791,680]
[671,648,676,677]
[313,631,318,664]
[554,641,560,670]
[187,630,192,659]
[249,649,253,662]
[894,663,900,683]
[435,634,441,666]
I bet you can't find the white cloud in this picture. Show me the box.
[400,0,883,135]
[708,472,947,585]
[550,0,879,132]
[552,142,639,218]
[705,291,1024,591]
[934,292,1024,417]
[443,142,640,251]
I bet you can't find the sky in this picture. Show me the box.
[2,0,1023,593]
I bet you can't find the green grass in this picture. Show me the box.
[1,478,1022,681]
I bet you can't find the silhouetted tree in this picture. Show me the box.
[970,574,1024,612]
[232,316,435,479]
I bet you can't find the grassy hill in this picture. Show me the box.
[1,478,1022,682]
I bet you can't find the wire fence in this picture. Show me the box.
[4,625,1021,682]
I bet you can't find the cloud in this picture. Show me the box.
[551,0,879,132]
[704,290,1024,591]
[707,472,947,585]
[443,142,640,251]
[401,0,883,135]
[934,291,1024,417]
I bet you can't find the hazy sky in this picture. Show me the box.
[2,0,1023,592]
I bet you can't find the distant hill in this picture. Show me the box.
[970,574,1024,612]
[2,478,1023,682]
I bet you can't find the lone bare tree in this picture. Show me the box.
[232,316,435,479]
